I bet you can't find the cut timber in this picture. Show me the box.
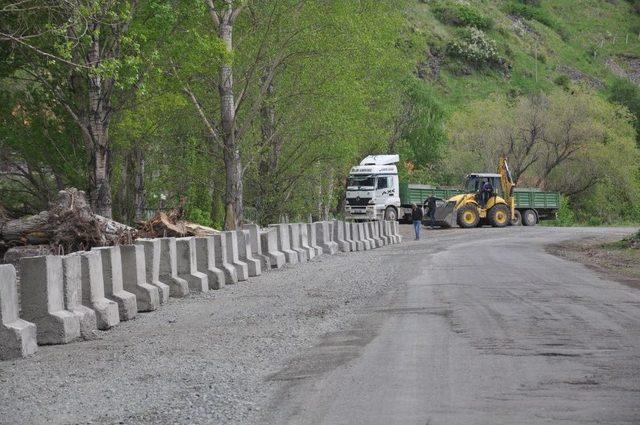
[0,188,135,254]
[137,211,219,239]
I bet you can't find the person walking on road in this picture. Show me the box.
[411,203,423,240]
[424,196,437,229]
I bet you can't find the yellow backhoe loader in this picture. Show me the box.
[434,156,517,228]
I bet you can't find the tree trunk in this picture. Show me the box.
[132,143,146,222]
[83,32,114,218]
[218,21,242,230]
[258,69,282,224]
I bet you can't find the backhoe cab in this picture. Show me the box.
[434,156,516,228]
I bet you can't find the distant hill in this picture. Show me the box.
[404,0,640,108]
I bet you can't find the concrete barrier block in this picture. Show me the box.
[119,245,160,312]
[79,251,120,330]
[343,222,357,251]
[0,264,37,360]
[383,220,395,244]
[260,229,285,269]
[307,223,323,256]
[369,222,384,248]
[269,224,299,265]
[19,255,81,345]
[298,223,315,260]
[237,230,262,277]
[195,237,226,290]
[93,247,137,321]
[377,221,389,245]
[61,254,97,339]
[176,238,209,292]
[158,238,190,297]
[392,221,402,243]
[222,231,249,281]
[288,224,308,263]
[332,220,350,252]
[349,223,365,251]
[315,222,338,255]
[212,234,239,284]
[242,224,271,270]
[134,239,171,302]
[358,223,373,250]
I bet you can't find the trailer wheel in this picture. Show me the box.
[522,209,537,226]
[457,205,480,228]
[384,206,397,221]
[488,204,510,228]
[509,210,522,226]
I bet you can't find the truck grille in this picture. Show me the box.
[346,197,371,206]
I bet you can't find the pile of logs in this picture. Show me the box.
[0,188,219,261]
[0,188,135,257]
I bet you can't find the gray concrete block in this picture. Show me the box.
[307,223,323,256]
[237,230,262,277]
[158,238,190,297]
[93,247,137,321]
[332,220,350,252]
[134,239,171,302]
[243,224,271,270]
[358,223,372,250]
[260,229,285,269]
[315,222,338,255]
[349,223,365,251]
[222,231,249,281]
[0,264,37,360]
[392,221,402,243]
[61,254,97,339]
[288,224,308,263]
[364,222,379,248]
[119,245,160,312]
[212,234,239,284]
[343,221,357,251]
[176,238,209,293]
[298,223,315,260]
[379,221,392,245]
[195,237,226,290]
[269,224,299,265]
[19,255,81,345]
[369,222,384,248]
[79,251,120,330]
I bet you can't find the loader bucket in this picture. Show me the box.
[434,201,456,228]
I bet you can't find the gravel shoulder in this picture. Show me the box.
[546,230,640,289]
[0,237,413,425]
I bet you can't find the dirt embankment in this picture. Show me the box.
[547,231,640,289]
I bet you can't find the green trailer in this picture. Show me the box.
[399,182,559,226]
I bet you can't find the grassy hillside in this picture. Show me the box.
[404,0,640,110]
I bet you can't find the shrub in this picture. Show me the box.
[554,74,570,89]
[447,27,503,68]
[432,2,494,30]
[554,195,576,226]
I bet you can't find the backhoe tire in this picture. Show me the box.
[509,210,522,226]
[384,206,397,221]
[457,205,480,228]
[488,204,510,228]
[522,209,537,226]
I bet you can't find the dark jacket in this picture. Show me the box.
[411,207,423,221]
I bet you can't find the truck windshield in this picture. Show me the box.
[347,175,376,189]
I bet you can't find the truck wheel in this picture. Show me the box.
[456,205,479,228]
[522,209,537,226]
[509,210,522,226]
[488,204,509,228]
[384,206,397,221]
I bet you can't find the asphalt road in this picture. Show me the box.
[261,226,640,425]
[1,225,639,425]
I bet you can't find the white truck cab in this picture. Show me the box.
[344,155,401,221]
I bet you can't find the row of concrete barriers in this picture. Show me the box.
[0,220,401,360]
